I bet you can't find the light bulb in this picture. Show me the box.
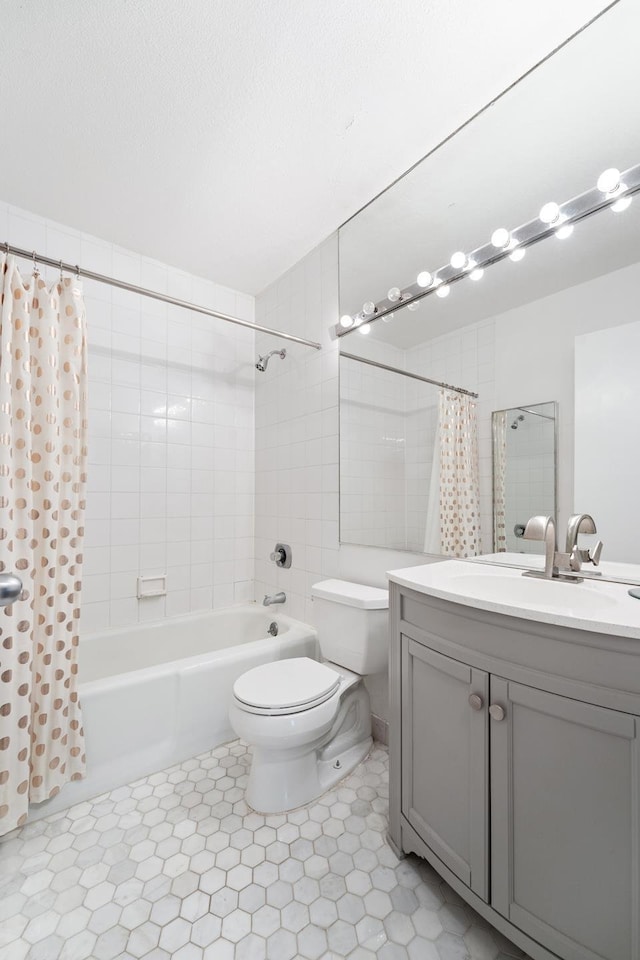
[556,224,574,240]
[436,285,450,299]
[597,168,621,195]
[362,301,376,316]
[339,314,354,329]
[469,268,484,281]
[416,271,432,288]
[491,228,510,249]
[388,287,402,302]
[450,251,467,270]
[509,247,526,262]
[540,202,561,225]
[611,194,632,213]
[407,301,420,311]
[358,323,371,335]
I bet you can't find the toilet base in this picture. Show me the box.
[243,683,372,814]
[246,735,372,814]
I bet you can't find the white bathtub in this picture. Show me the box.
[30,605,318,820]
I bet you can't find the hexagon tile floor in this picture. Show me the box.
[0,741,531,960]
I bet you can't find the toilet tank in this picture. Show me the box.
[311,579,389,675]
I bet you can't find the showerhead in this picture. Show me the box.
[256,348,286,372]
[510,414,525,430]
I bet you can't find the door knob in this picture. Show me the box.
[0,574,22,607]
[489,704,506,722]
[468,693,484,711]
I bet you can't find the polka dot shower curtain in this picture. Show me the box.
[492,410,508,552]
[0,254,87,834]
[438,390,481,558]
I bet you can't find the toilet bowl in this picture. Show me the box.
[230,579,388,813]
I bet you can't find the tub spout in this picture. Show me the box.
[263,592,286,606]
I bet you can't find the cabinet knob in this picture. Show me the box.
[468,693,484,711]
[489,704,506,722]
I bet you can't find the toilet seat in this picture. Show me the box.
[233,657,341,716]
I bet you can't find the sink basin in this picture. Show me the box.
[446,573,620,616]
[388,559,640,639]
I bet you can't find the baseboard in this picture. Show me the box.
[371,714,389,745]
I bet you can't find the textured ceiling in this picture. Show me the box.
[0,0,614,294]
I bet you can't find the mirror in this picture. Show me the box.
[492,402,557,555]
[337,0,640,572]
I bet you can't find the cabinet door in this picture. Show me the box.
[491,677,640,960]
[401,636,489,899]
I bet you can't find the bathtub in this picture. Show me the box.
[30,605,318,820]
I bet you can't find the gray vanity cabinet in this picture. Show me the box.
[401,636,489,900]
[390,584,640,960]
[490,677,640,960]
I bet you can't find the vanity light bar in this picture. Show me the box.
[335,162,640,337]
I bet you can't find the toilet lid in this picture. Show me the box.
[233,658,341,712]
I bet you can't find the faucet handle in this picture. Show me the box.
[581,539,603,567]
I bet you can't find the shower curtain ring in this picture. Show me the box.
[59,259,64,282]
[75,264,80,279]
[32,250,39,277]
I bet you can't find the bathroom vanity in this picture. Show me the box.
[388,560,640,960]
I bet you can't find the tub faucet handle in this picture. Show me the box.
[270,543,292,568]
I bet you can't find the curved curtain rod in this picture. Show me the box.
[2,242,322,351]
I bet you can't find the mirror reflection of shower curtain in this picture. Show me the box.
[424,419,441,553]
[424,389,481,557]
[492,410,507,552]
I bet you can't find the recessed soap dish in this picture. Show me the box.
[137,575,167,598]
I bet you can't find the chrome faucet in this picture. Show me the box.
[263,592,286,606]
[522,515,584,582]
[566,514,603,568]
[522,515,559,579]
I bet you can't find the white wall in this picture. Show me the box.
[575,320,640,563]
[253,235,435,726]
[492,259,640,534]
[0,200,256,634]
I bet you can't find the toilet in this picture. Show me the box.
[229,579,388,813]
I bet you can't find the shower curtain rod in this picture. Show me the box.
[516,405,554,420]
[3,242,322,350]
[340,351,478,398]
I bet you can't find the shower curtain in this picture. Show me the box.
[0,255,87,834]
[492,410,508,552]
[425,389,481,557]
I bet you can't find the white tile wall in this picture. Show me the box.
[503,411,555,553]
[253,236,437,725]
[340,352,407,550]
[340,319,497,555]
[254,238,341,624]
[0,200,256,634]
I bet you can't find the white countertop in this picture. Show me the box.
[387,558,640,640]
